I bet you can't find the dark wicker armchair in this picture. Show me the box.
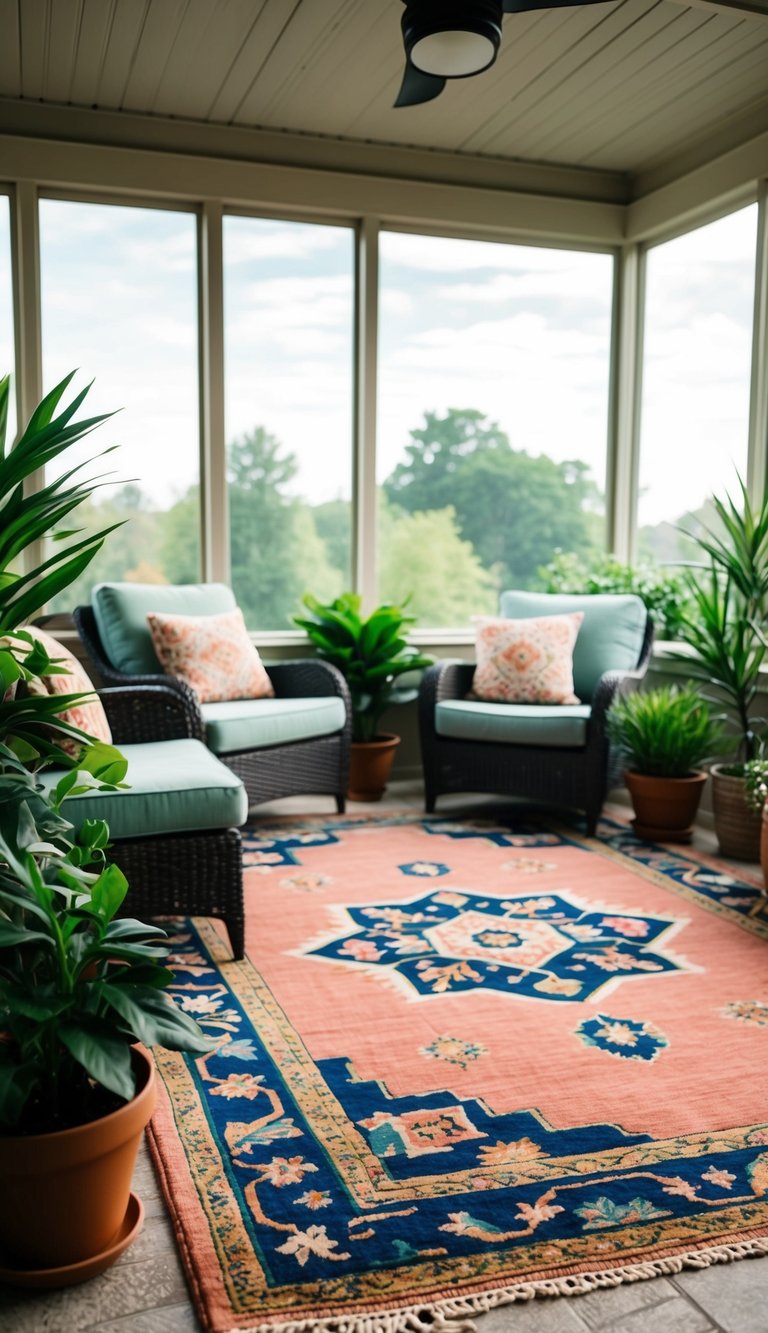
[98,682,245,959]
[74,603,352,813]
[419,594,654,835]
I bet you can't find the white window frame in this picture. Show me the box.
[0,132,765,645]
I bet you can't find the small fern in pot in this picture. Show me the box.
[608,685,723,843]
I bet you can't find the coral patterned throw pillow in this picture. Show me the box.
[146,608,275,704]
[19,626,112,757]
[471,612,584,705]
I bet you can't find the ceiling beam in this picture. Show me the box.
[681,0,768,17]
[0,98,630,206]
[0,129,626,246]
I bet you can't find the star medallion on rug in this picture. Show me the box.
[147,813,768,1333]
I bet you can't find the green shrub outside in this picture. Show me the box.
[540,551,691,640]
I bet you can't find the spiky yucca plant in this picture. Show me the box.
[676,477,768,764]
[0,371,124,762]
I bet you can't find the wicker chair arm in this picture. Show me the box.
[588,617,656,742]
[419,661,475,718]
[267,659,351,708]
[74,604,205,733]
[100,685,206,744]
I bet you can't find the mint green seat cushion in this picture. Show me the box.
[93,582,236,675]
[38,739,248,839]
[498,591,647,702]
[201,697,346,755]
[436,700,591,748]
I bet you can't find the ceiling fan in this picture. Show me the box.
[395,0,610,107]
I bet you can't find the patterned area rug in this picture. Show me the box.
[148,813,768,1333]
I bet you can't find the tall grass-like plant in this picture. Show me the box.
[676,477,768,764]
[608,686,722,778]
[0,371,124,762]
[0,372,123,630]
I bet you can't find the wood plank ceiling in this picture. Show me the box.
[1,0,767,182]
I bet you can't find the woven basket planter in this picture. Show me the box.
[711,765,762,862]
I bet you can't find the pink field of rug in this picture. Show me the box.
[148,812,768,1333]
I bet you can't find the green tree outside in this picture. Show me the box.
[48,407,606,630]
[378,501,496,626]
[383,408,602,596]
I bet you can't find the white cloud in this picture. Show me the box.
[433,266,611,305]
[381,230,609,276]
[380,287,414,316]
[224,222,347,265]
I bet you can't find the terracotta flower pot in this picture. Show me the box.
[348,733,400,802]
[711,764,762,862]
[0,1045,155,1273]
[624,769,708,843]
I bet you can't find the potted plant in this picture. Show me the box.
[744,757,768,891]
[608,685,723,842]
[0,371,210,1284]
[294,592,432,800]
[675,477,768,860]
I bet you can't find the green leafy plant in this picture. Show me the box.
[675,477,768,765]
[294,592,433,743]
[541,551,691,640]
[0,745,209,1133]
[607,685,723,778]
[744,758,768,815]
[0,371,210,1136]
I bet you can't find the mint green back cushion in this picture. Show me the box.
[498,591,647,702]
[92,582,236,675]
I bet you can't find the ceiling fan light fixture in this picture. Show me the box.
[401,1,503,80]
[411,29,498,77]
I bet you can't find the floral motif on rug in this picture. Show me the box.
[302,887,688,1001]
[150,814,768,1333]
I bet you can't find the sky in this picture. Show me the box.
[377,231,613,500]
[638,205,756,527]
[0,196,759,530]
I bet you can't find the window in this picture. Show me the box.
[377,231,613,628]
[39,198,200,608]
[223,216,354,630]
[0,195,15,443]
[638,205,758,563]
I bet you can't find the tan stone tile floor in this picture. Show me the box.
[2,786,766,1332]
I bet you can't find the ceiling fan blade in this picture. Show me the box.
[394,60,446,107]
[503,0,609,9]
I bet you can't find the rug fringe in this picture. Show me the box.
[227,1235,768,1333]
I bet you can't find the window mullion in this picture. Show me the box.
[199,201,230,584]
[11,181,44,577]
[608,243,645,563]
[747,182,768,503]
[353,216,379,612]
